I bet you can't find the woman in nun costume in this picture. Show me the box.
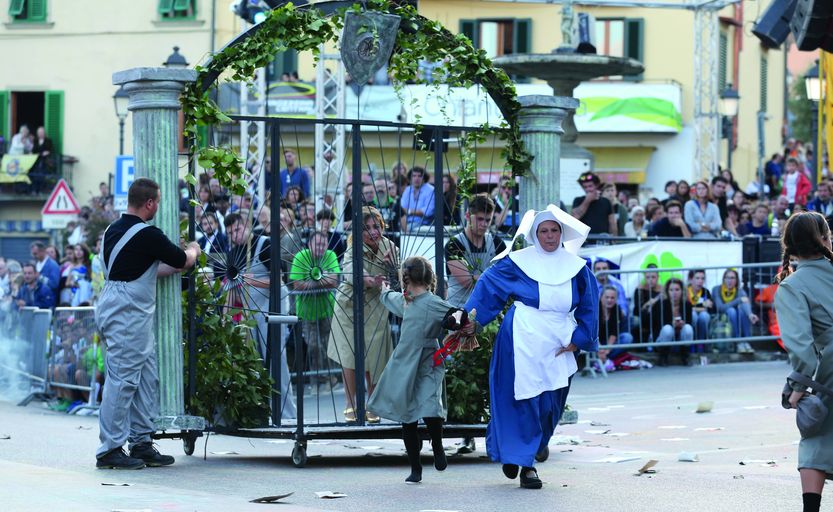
[463,205,599,489]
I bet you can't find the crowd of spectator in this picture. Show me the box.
[572,145,831,241]
[0,124,60,195]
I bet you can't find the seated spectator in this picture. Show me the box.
[739,204,771,236]
[676,180,691,204]
[572,172,616,235]
[660,180,678,206]
[807,180,833,216]
[684,181,722,239]
[652,277,694,366]
[686,269,714,343]
[712,269,758,354]
[289,231,341,389]
[75,331,105,404]
[597,285,635,371]
[14,263,55,309]
[648,200,691,237]
[624,205,648,237]
[632,264,663,341]
[593,259,629,317]
[645,203,666,233]
[724,204,742,237]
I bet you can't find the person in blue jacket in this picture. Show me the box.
[462,205,599,490]
[30,241,60,297]
[15,263,55,309]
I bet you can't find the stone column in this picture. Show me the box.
[517,95,579,213]
[112,68,204,432]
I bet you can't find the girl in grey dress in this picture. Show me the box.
[368,256,464,484]
[775,211,833,512]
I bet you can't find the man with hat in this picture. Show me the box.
[571,172,616,235]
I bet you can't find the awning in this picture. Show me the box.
[588,146,655,184]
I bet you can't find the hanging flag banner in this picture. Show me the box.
[0,154,38,184]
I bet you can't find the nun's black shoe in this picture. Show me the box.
[519,467,542,489]
[502,463,519,479]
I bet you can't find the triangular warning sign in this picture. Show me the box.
[42,179,81,215]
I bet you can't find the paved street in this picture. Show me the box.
[0,360,808,511]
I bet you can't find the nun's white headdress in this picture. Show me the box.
[493,204,590,285]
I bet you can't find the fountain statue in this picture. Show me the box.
[493,1,644,204]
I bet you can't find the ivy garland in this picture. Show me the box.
[181,0,532,199]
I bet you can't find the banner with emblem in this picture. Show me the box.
[0,154,38,184]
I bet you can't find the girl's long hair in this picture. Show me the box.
[777,211,833,282]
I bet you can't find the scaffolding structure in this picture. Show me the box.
[239,0,741,186]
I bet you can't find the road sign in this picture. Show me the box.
[114,155,135,211]
[41,179,80,230]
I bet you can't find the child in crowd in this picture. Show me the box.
[368,256,466,484]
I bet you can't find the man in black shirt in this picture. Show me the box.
[96,178,200,470]
[571,172,616,235]
[711,176,729,224]
[444,194,507,307]
[647,200,692,238]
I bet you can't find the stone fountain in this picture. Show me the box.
[492,1,644,209]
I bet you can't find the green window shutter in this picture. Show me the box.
[0,91,9,142]
[173,0,190,10]
[460,19,479,48]
[27,0,46,21]
[718,32,728,92]
[8,0,24,16]
[513,18,532,54]
[760,54,768,112]
[512,18,532,83]
[158,0,174,15]
[196,124,209,150]
[623,18,644,82]
[44,91,63,154]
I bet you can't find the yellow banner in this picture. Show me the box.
[0,154,38,184]
[824,50,833,179]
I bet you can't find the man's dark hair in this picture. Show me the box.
[316,209,336,222]
[22,262,36,272]
[30,241,46,251]
[128,178,160,209]
[224,212,243,229]
[467,194,495,215]
[666,200,683,212]
[408,166,430,182]
[665,180,677,189]
[711,176,729,186]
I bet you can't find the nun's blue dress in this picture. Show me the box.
[465,256,599,468]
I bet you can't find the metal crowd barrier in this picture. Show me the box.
[15,307,53,406]
[586,261,783,376]
[45,307,103,414]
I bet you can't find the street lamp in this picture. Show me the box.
[163,46,189,69]
[113,85,129,155]
[804,60,822,102]
[804,60,824,183]
[719,84,740,173]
